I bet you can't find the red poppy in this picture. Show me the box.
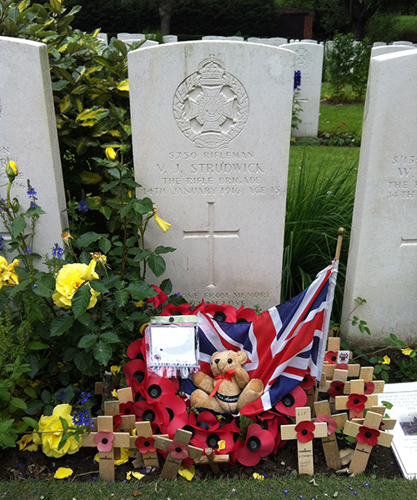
[236,307,257,323]
[166,412,190,438]
[357,426,380,447]
[203,303,238,323]
[119,401,135,417]
[275,386,307,417]
[315,414,337,435]
[295,421,316,443]
[336,363,349,371]
[126,338,146,361]
[145,374,177,404]
[135,436,156,454]
[161,303,192,316]
[123,359,148,387]
[364,381,375,395]
[167,441,188,460]
[133,400,170,429]
[324,351,338,364]
[347,393,368,413]
[299,374,316,391]
[236,423,275,467]
[190,300,206,314]
[327,380,345,398]
[145,285,168,308]
[94,431,114,452]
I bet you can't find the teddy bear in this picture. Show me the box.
[190,350,264,414]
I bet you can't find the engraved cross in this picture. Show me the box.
[183,202,239,287]
[400,236,417,247]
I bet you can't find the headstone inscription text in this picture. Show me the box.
[129,42,295,310]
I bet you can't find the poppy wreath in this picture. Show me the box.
[356,426,380,447]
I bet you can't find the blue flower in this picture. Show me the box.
[52,243,64,259]
[73,408,94,428]
[293,70,301,90]
[77,199,88,212]
[0,235,4,251]
[78,391,91,405]
[27,181,38,207]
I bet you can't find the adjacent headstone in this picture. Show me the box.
[371,44,415,58]
[202,36,227,40]
[393,41,414,46]
[96,33,108,47]
[0,37,67,260]
[341,49,417,347]
[281,41,324,137]
[163,35,178,44]
[129,41,295,310]
[373,42,386,47]
[117,33,145,41]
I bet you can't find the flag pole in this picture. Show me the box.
[334,227,346,261]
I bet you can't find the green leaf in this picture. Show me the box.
[147,254,166,277]
[52,79,70,91]
[114,289,129,307]
[133,249,151,262]
[74,352,91,373]
[10,397,27,412]
[32,280,54,298]
[159,278,172,295]
[93,341,112,365]
[24,387,37,399]
[78,334,98,349]
[154,246,176,255]
[76,106,109,124]
[112,38,127,56]
[101,332,119,344]
[28,341,49,350]
[99,238,112,255]
[75,231,102,248]
[24,399,43,416]
[59,416,69,431]
[24,206,46,217]
[11,215,25,238]
[76,313,92,327]
[72,286,92,319]
[90,280,108,294]
[50,315,74,337]
[126,281,158,300]
[133,197,154,215]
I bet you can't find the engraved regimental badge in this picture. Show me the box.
[173,55,249,149]
[294,47,312,70]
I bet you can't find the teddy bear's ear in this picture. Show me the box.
[211,351,220,361]
[237,351,248,365]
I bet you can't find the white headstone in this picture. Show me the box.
[301,39,317,44]
[373,42,386,47]
[268,37,288,46]
[96,33,108,47]
[280,41,324,137]
[202,36,227,40]
[117,33,145,42]
[341,49,417,348]
[128,42,295,310]
[163,35,178,43]
[371,45,415,58]
[393,41,414,46]
[247,37,261,43]
[227,36,244,41]
[0,37,67,260]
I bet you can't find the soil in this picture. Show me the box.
[0,348,410,483]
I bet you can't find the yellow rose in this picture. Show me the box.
[52,260,100,309]
[33,404,81,458]
[0,256,20,290]
[6,159,17,181]
[105,147,117,161]
[153,207,171,233]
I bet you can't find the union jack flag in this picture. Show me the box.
[182,260,339,415]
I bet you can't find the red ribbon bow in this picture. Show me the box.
[209,369,235,397]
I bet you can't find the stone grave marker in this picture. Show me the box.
[128,41,295,310]
[280,40,324,137]
[163,35,178,43]
[371,44,414,58]
[0,37,67,261]
[341,49,417,348]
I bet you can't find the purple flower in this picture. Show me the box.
[27,181,38,207]
[77,199,88,212]
[52,243,64,259]
[293,70,301,90]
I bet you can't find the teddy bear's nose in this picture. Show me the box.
[214,358,220,365]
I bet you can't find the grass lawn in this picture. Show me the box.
[319,103,364,137]
[289,145,360,174]
[1,472,416,499]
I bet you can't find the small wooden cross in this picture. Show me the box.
[81,415,130,482]
[335,379,378,418]
[154,428,204,480]
[344,367,385,395]
[314,400,348,470]
[322,337,360,379]
[280,407,328,476]
[343,410,394,474]
[195,447,230,475]
[129,421,162,469]
[352,405,397,431]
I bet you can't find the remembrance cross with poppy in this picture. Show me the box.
[343,409,395,474]
[335,379,378,419]
[280,407,328,476]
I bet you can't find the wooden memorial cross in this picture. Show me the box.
[344,367,385,396]
[195,447,230,475]
[352,405,397,431]
[343,410,394,474]
[81,415,130,482]
[322,340,360,381]
[154,428,204,480]
[321,368,349,412]
[314,400,348,469]
[129,421,164,469]
[335,379,378,419]
[280,407,328,476]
